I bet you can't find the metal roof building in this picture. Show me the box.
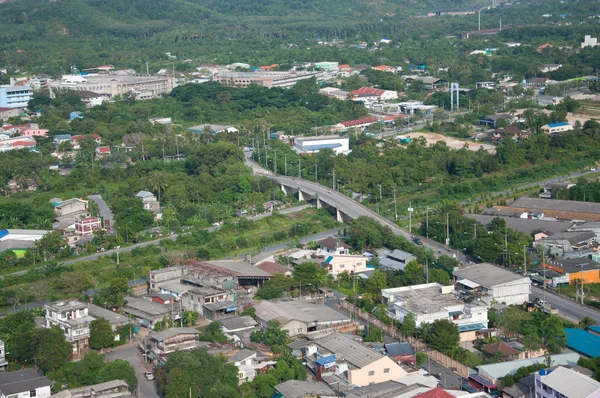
[477,353,580,383]
[453,263,531,305]
[564,328,600,358]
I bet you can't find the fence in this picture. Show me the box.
[340,299,470,378]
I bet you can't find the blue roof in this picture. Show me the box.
[588,325,600,333]
[303,143,342,151]
[325,256,333,264]
[565,328,600,357]
[54,134,72,140]
[385,342,414,357]
[457,323,485,333]
[547,122,570,128]
[315,355,336,365]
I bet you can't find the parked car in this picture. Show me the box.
[144,372,154,381]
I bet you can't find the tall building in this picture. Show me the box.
[0,86,33,108]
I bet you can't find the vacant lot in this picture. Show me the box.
[400,132,497,154]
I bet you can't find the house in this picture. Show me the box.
[52,198,89,219]
[87,304,129,336]
[144,327,200,359]
[534,231,596,257]
[385,342,415,364]
[95,146,111,156]
[273,380,335,398]
[148,293,177,305]
[70,134,102,149]
[349,87,398,102]
[413,76,443,90]
[382,283,489,341]
[52,380,132,398]
[535,366,600,398]
[483,341,521,360]
[252,301,352,337]
[332,117,378,132]
[311,332,408,386]
[186,124,239,134]
[582,35,599,49]
[0,107,22,121]
[256,261,292,276]
[526,77,548,88]
[537,43,553,53]
[135,190,162,220]
[72,90,107,107]
[21,127,49,137]
[453,263,531,305]
[502,374,536,398]
[540,64,562,73]
[180,286,231,318]
[476,353,580,384]
[54,134,73,145]
[45,300,94,354]
[319,237,350,255]
[74,217,102,236]
[377,249,416,271]
[227,349,258,384]
[322,255,369,277]
[318,87,349,100]
[292,136,351,155]
[122,296,181,328]
[541,121,573,134]
[0,368,51,398]
[219,316,258,334]
[372,65,394,72]
[0,136,37,152]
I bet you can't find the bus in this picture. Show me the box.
[468,375,499,395]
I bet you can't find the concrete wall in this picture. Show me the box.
[348,356,407,386]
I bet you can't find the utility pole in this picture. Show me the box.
[426,207,430,239]
[332,169,336,190]
[408,202,413,233]
[504,232,508,269]
[478,10,481,30]
[274,149,277,175]
[284,154,287,175]
[445,213,450,246]
[145,61,149,75]
[523,245,527,274]
[473,224,477,240]
[426,257,429,284]
[298,158,301,178]
[393,187,398,220]
[377,184,382,200]
[315,164,318,181]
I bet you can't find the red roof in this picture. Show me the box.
[415,388,456,398]
[71,134,101,141]
[340,117,378,128]
[338,64,352,70]
[256,261,290,275]
[373,65,393,70]
[0,107,16,112]
[350,87,387,97]
[11,140,36,147]
[97,146,110,153]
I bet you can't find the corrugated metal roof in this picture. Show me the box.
[565,328,600,357]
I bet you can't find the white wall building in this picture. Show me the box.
[45,300,95,354]
[535,366,600,398]
[382,283,488,339]
[293,135,350,155]
[0,369,51,398]
[453,263,531,306]
[582,35,599,48]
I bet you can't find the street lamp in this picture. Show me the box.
[377,184,382,200]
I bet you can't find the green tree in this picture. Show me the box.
[416,352,427,367]
[98,359,138,389]
[427,319,459,352]
[89,318,114,351]
[401,313,417,337]
[364,326,384,342]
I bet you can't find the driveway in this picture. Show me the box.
[88,194,115,232]
[105,343,160,398]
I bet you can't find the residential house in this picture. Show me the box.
[227,349,258,384]
[87,304,129,340]
[21,127,48,137]
[384,342,415,364]
[70,134,101,149]
[74,217,102,236]
[534,231,596,257]
[582,35,599,49]
[252,301,352,337]
[0,368,51,398]
[311,332,408,386]
[319,237,350,255]
[219,316,259,346]
[0,107,22,122]
[72,90,107,107]
[541,122,573,134]
[52,198,89,220]
[95,146,110,156]
[453,263,532,305]
[135,190,162,220]
[526,77,548,88]
[349,87,398,102]
[322,254,370,277]
[377,249,416,271]
[148,293,177,305]
[180,286,231,318]
[53,134,73,145]
[45,300,94,354]
[51,380,132,398]
[122,296,181,328]
[483,341,521,361]
[413,76,443,90]
[535,366,600,398]
[0,135,37,152]
[332,117,378,132]
[478,114,518,128]
[256,261,292,276]
[143,327,200,360]
[273,380,335,398]
[382,283,489,341]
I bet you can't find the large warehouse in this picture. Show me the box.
[453,263,531,305]
[507,197,600,222]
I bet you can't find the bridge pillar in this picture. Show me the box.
[281,184,291,196]
[336,207,343,223]
[316,197,322,209]
[298,188,305,202]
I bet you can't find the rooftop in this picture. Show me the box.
[483,341,520,357]
[319,237,351,251]
[256,261,290,275]
[158,281,191,294]
[510,197,600,216]
[564,328,600,357]
[539,231,596,244]
[477,353,580,380]
[149,327,199,342]
[46,300,87,312]
[226,349,256,363]
[546,122,570,128]
[385,342,414,357]
[274,380,334,398]
[453,263,529,288]
[501,375,535,398]
[202,260,273,278]
[314,332,383,368]
[540,366,600,398]
[382,284,466,314]
[88,304,129,326]
[218,316,258,331]
[0,368,51,396]
[123,296,173,317]
[253,301,350,325]
[464,214,571,235]
[550,257,600,274]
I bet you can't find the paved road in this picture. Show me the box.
[105,343,160,398]
[88,194,114,232]
[531,286,600,324]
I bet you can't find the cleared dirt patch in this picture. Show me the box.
[400,132,497,154]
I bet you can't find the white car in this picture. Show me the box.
[144,372,154,381]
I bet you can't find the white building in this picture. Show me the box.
[540,64,562,73]
[45,300,95,354]
[0,86,33,108]
[535,366,600,398]
[382,283,488,341]
[582,35,599,48]
[453,263,531,306]
[227,349,258,384]
[0,369,51,398]
[293,135,350,155]
[0,340,7,371]
[541,122,573,134]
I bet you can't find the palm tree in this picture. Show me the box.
[578,316,594,329]
[149,171,167,202]
[13,173,27,191]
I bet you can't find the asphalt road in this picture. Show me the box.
[531,286,600,324]
[88,194,115,232]
[105,343,160,398]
